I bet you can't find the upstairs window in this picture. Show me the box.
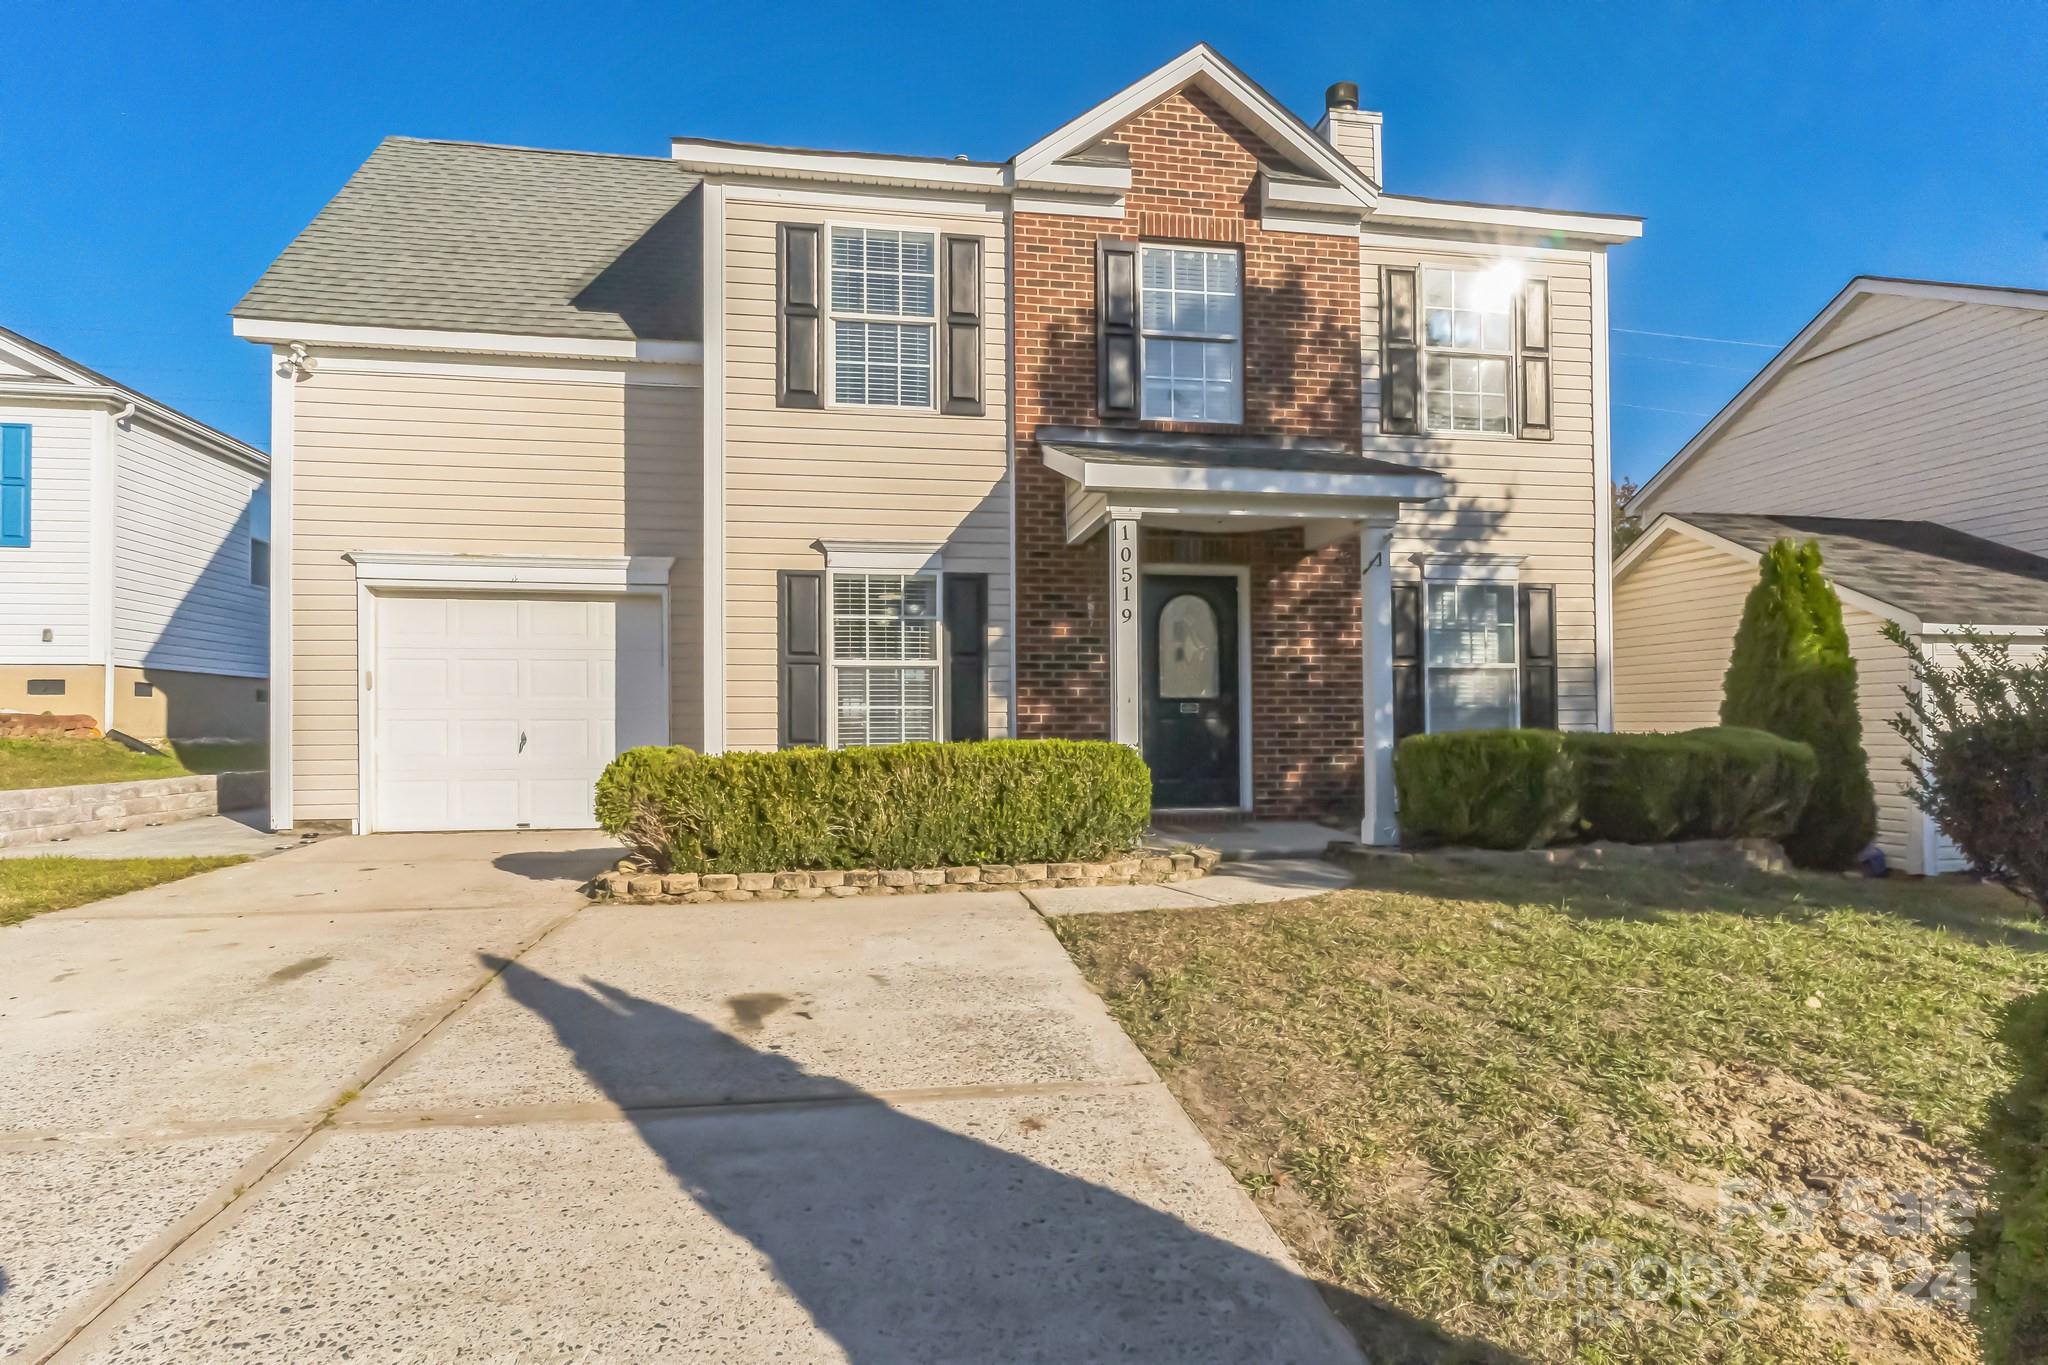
[1421,267,1513,435]
[248,486,271,588]
[1139,244,1241,423]
[831,572,939,745]
[829,227,936,409]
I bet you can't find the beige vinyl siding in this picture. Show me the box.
[1612,534,1751,731]
[288,357,702,825]
[1359,239,1603,728]
[1640,294,2048,556]
[1612,529,1930,871]
[720,192,1010,750]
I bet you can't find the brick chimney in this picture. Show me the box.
[1314,81,1383,186]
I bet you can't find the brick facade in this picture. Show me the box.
[1013,88,1366,818]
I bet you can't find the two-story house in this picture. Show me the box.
[1616,277,2048,874]
[235,44,1638,836]
[0,325,269,741]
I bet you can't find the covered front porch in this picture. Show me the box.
[1038,426,1447,846]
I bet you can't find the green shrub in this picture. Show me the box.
[1972,989,2048,1364]
[1570,727,1816,844]
[595,739,1151,874]
[1394,729,1579,849]
[1720,539,1877,869]
[1885,623,2048,914]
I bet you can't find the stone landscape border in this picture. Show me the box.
[594,846,1223,904]
[0,771,265,850]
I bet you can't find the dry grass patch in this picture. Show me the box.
[0,856,247,926]
[1055,862,2047,1364]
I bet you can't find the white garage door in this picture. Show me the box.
[371,593,666,832]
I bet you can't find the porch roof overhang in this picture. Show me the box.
[1038,426,1448,545]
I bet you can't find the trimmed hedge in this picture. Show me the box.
[1573,727,1816,844]
[1394,726,1815,850]
[1393,729,1580,850]
[1973,989,2048,1365]
[594,739,1151,874]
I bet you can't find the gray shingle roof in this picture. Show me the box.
[1673,513,2048,626]
[235,138,702,343]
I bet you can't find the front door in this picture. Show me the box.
[1142,575,1240,808]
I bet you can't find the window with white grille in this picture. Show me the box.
[1139,244,1241,423]
[1425,580,1519,731]
[831,572,939,745]
[1421,267,1514,434]
[829,227,937,408]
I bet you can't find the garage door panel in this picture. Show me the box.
[371,592,664,832]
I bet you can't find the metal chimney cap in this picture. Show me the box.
[1325,81,1359,111]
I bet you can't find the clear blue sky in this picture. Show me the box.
[4,0,2042,482]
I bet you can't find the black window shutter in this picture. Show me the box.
[778,570,826,747]
[944,574,988,741]
[941,235,984,416]
[1519,585,1558,729]
[1518,278,1553,440]
[1391,581,1425,740]
[777,224,823,409]
[1381,265,1421,435]
[1097,238,1139,418]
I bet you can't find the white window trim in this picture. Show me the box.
[821,547,948,749]
[824,221,940,414]
[1415,554,1524,733]
[1137,242,1244,425]
[1418,264,1518,441]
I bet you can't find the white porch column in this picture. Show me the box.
[1360,519,1399,846]
[1107,514,1142,747]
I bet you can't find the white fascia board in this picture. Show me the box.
[1630,276,2048,516]
[1012,44,1377,210]
[1368,195,1643,245]
[819,540,947,573]
[231,317,703,366]
[669,139,1007,193]
[1010,162,1131,193]
[344,551,675,592]
[1627,514,1925,632]
[1041,445,1447,501]
[1921,623,2048,638]
[1011,189,1125,219]
[0,380,268,473]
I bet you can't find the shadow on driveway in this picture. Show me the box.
[485,954,1514,1362]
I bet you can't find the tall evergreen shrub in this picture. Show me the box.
[1719,539,1876,868]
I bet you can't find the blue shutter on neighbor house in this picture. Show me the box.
[0,425,29,547]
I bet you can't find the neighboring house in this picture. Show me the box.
[235,44,1638,836]
[1616,277,2048,874]
[0,326,270,741]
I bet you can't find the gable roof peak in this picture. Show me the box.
[1011,44,1378,208]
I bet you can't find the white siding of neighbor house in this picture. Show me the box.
[0,402,94,665]
[1612,528,1931,873]
[1638,293,2048,557]
[113,418,268,677]
[1359,236,1605,729]
[287,355,703,826]
[719,189,1012,751]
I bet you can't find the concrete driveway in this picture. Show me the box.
[2,832,1359,1363]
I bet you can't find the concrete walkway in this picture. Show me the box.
[0,809,312,861]
[2,832,1361,1364]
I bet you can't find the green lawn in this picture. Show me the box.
[1056,862,2047,1365]
[0,855,248,926]
[0,737,266,791]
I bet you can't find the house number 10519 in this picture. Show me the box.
[1118,522,1135,622]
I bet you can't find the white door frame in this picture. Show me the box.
[1141,562,1254,812]
[346,552,674,834]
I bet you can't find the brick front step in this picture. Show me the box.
[591,847,1221,905]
